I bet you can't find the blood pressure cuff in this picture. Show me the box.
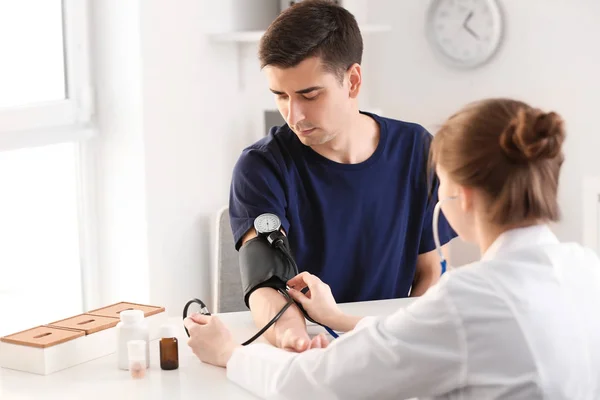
[239,235,296,309]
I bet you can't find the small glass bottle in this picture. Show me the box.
[159,324,179,370]
[127,340,147,379]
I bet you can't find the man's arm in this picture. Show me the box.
[229,148,312,351]
[411,127,457,297]
[240,229,310,352]
[226,278,464,400]
[410,244,450,297]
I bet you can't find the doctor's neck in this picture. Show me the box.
[475,216,545,255]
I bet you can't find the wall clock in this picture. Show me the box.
[426,0,504,68]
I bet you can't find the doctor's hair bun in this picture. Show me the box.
[499,108,565,163]
[430,98,565,226]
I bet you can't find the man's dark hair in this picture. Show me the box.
[258,0,363,83]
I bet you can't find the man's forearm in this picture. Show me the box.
[328,313,364,333]
[411,247,445,297]
[410,270,439,297]
[248,287,307,347]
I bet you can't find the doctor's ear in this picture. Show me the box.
[458,186,474,213]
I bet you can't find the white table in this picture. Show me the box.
[0,298,415,399]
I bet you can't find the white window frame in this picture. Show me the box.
[0,0,94,150]
[0,0,98,312]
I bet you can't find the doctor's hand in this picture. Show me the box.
[287,272,346,331]
[184,314,240,368]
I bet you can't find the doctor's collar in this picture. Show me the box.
[481,224,558,261]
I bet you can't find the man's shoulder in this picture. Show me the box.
[368,113,431,136]
[246,124,294,150]
[365,112,434,172]
[367,111,433,149]
[235,125,296,168]
[378,114,427,131]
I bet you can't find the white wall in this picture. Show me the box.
[139,0,250,315]
[367,0,600,264]
[91,0,150,306]
[91,0,293,314]
[90,0,600,314]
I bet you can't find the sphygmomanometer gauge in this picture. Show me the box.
[254,213,282,235]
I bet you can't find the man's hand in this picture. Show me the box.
[184,313,240,368]
[278,327,329,351]
[184,312,328,368]
[250,287,330,352]
[276,325,311,352]
[249,287,314,352]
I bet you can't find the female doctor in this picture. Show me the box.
[184,98,600,399]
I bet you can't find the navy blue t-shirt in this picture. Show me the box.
[229,112,456,303]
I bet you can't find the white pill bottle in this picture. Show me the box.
[116,310,149,370]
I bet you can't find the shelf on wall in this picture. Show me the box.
[209,24,392,43]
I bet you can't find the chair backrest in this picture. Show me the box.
[213,206,247,313]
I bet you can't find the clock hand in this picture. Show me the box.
[463,11,479,40]
[463,10,474,27]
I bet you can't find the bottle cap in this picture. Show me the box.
[127,340,147,361]
[160,324,177,339]
[120,309,144,324]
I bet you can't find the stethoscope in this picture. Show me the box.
[182,232,339,344]
[183,199,455,343]
[182,294,299,346]
[433,195,458,275]
[181,288,332,346]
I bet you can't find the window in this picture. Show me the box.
[0,0,92,144]
[0,0,65,108]
[0,0,92,337]
[0,144,83,336]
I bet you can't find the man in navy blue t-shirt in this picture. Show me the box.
[229,0,455,352]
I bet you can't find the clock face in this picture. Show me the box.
[427,0,503,68]
[254,213,281,234]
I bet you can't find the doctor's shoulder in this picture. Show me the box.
[437,240,600,300]
[430,261,508,310]
[555,241,600,275]
[571,241,600,265]
[399,263,498,323]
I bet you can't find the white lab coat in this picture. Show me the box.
[226,225,600,399]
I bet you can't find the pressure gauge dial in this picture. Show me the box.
[254,213,282,235]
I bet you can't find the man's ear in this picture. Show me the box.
[347,63,362,98]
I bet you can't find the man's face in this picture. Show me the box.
[264,56,357,147]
